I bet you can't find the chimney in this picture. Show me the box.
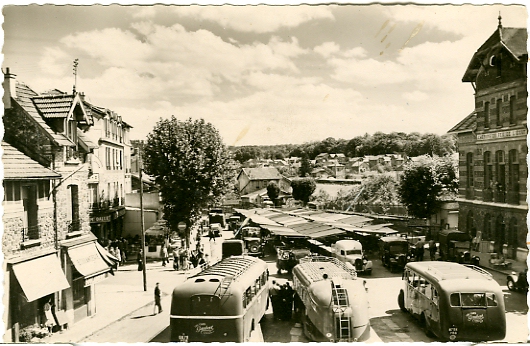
[3,67,17,109]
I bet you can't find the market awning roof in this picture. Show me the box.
[260,225,307,238]
[310,228,345,239]
[12,254,70,302]
[68,242,112,278]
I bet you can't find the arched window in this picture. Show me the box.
[495,151,505,203]
[508,149,519,198]
[483,214,491,241]
[483,151,492,189]
[509,95,516,124]
[494,215,505,254]
[466,211,474,236]
[484,101,490,128]
[495,99,502,127]
[466,152,474,188]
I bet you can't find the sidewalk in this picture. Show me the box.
[44,261,200,343]
[470,249,527,275]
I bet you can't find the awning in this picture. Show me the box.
[311,228,345,239]
[12,254,70,302]
[95,241,119,268]
[261,225,307,238]
[68,242,112,279]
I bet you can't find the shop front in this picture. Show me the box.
[60,234,114,324]
[7,252,70,342]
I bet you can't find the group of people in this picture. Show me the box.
[108,238,128,266]
[172,245,210,271]
[269,280,295,321]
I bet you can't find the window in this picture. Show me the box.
[484,102,490,128]
[508,150,519,192]
[486,293,498,307]
[509,96,516,124]
[466,153,474,187]
[495,99,502,127]
[484,152,492,189]
[70,185,80,232]
[495,151,505,202]
[450,293,461,306]
[22,185,39,240]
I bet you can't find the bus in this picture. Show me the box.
[292,255,371,342]
[397,261,506,342]
[170,256,269,342]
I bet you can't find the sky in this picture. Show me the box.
[2,2,528,146]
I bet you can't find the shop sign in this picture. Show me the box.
[88,173,99,183]
[90,215,111,223]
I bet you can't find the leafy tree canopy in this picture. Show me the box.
[299,154,312,177]
[398,155,458,219]
[143,116,236,241]
[291,178,317,205]
[266,181,280,206]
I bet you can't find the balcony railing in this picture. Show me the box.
[68,219,81,233]
[482,188,493,202]
[91,200,110,210]
[494,190,506,203]
[112,198,120,207]
[506,189,520,205]
[22,225,40,242]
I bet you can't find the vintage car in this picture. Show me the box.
[332,239,373,275]
[379,236,411,272]
[275,236,311,274]
[438,230,480,265]
[239,226,265,257]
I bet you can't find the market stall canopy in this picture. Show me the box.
[261,225,307,238]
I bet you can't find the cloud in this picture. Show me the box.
[132,7,157,19]
[173,5,335,33]
[41,23,308,105]
[402,90,429,102]
[314,42,340,57]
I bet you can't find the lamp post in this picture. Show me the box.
[139,148,147,291]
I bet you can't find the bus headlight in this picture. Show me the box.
[326,333,332,338]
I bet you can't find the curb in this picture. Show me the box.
[77,291,171,343]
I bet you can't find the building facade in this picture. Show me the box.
[448,19,528,261]
[2,70,115,342]
[84,101,132,245]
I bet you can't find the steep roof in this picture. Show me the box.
[14,82,74,147]
[240,167,282,180]
[463,26,527,82]
[32,93,75,118]
[447,111,476,134]
[2,141,61,180]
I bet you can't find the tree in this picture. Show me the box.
[291,178,317,206]
[398,155,458,219]
[143,116,236,246]
[299,154,312,177]
[266,181,280,206]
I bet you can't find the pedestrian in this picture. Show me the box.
[115,247,122,267]
[415,241,424,261]
[173,248,180,271]
[429,240,437,261]
[137,250,144,271]
[269,280,281,319]
[279,282,294,320]
[180,248,189,271]
[161,246,168,267]
[208,229,215,242]
[154,283,162,315]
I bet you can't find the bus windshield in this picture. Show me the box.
[345,249,362,255]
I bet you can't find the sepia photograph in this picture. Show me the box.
[2,1,528,344]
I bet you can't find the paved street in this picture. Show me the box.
[45,238,528,343]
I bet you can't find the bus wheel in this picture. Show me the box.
[398,290,406,312]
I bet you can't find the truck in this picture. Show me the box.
[438,230,480,265]
[239,226,265,257]
[208,208,226,228]
[292,255,371,342]
[332,240,373,275]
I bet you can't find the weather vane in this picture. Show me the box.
[73,58,79,93]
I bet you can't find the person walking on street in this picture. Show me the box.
[137,250,144,271]
[429,240,437,261]
[269,280,281,319]
[161,246,168,267]
[173,248,180,271]
[154,283,163,315]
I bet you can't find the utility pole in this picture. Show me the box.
[139,148,147,291]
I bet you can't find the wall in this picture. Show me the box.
[124,192,161,210]
[123,208,161,237]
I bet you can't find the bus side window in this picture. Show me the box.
[450,293,461,306]
[432,288,439,305]
[424,282,432,299]
[486,293,497,307]
[243,291,247,308]
[246,287,252,306]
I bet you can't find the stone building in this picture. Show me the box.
[448,18,528,261]
[2,69,115,342]
[83,101,133,245]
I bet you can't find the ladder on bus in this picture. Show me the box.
[331,281,351,340]
[215,275,234,297]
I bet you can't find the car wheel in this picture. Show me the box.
[507,278,516,291]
